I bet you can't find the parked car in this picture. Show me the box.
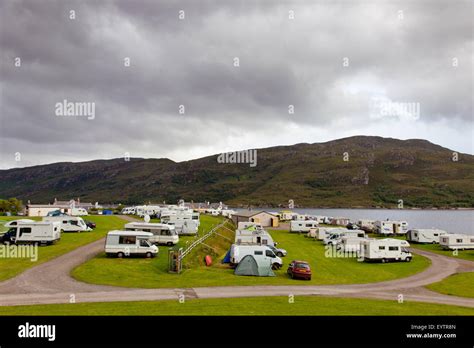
[287,260,312,280]
[85,220,96,229]
[346,222,360,230]
[266,244,287,257]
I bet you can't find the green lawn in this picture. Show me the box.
[426,272,474,298]
[410,243,474,262]
[0,296,473,316]
[72,225,431,288]
[0,215,125,281]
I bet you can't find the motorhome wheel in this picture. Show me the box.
[381,258,387,263]
[117,252,124,258]
[146,252,152,258]
[405,257,411,262]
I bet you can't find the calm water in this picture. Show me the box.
[236,208,474,235]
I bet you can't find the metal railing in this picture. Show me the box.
[180,220,233,260]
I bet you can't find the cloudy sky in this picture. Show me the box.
[0,0,472,169]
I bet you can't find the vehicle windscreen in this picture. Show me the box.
[295,263,310,269]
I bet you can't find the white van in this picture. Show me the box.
[235,229,277,247]
[124,222,179,246]
[290,220,319,233]
[43,216,91,232]
[230,244,283,269]
[439,234,474,250]
[316,227,349,241]
[407,229,448,244]
[68,208,88,216]
[2,221,61,245]
[360,238,412,262]
[105,231,158,258]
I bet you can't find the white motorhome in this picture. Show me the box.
[375,220,409,235]
[230,244,283,269]
[161,211,200,226]
[358,219,376,232]
[42,216,89,232]
[290,220,319,233]
[235,229,276,247]
[323,230,366,245]
[124,222,179,246]
[360,238,412,262]
[439,234,474,250]
[407,229,448,244]
[43,216,91,232]
[2,221,61,244]
[105,231,158,258]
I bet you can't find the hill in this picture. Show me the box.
[1,136,473,208]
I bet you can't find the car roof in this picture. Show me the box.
[292,260,309,264]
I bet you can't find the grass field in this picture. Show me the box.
[0,296,473,316]
[72,220,431,288]
[410,243,474,262]
[426,272,474,298]
[0,215,125,281]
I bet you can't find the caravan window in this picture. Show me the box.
[119,236,136,244]
[378,246,385,250]
[254,251,263,255]
[139,239,151,247]
[265,250,275,258]
[388,246,399,251]
[456,239,463,243]
[160,230,170,236]
[262,240,268,245]
[471,239,474,243]
[433,234,438,236]
[305,224,312,227]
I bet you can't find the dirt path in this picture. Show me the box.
[0,216,473,308]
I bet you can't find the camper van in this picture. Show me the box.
[360,238,412,262]
[407,229,448,244]
[105,231,158,258]
[235,229,276,247]
[290,220,319,233]
[375,220,408,235]
[124,222,179,246]
[323,230,366,245]
[230,244,283,269]
[43,216,91,232]
[1,221,61,245]
[161,212,200,226]
[439,234,474,250]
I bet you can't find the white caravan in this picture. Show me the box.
[105,231,158,258]
[360,238,412,262]
[161,212,200,226]
[235,229,276,247]
[230,244,283,269]
[166,220,199,235]
[375,220,408,235]
[43,216,91,232]
[358,219,376,232]
[290,220,319,233]
[68,208,88,216]
[439,234,474,250]
[315,227,348,240]
[323,230,366,245]
[407,229,448,244]
[3,221,61,244]
[124,222,179,246]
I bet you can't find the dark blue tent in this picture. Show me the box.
[222,249,231,263]
[102,210,113,215]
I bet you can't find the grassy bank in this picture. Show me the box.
[0,296,473,316]
[0,215,125,281]
[72,223,430,288]
[426,272,474,298]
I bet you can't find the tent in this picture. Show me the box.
[234,255,275,277]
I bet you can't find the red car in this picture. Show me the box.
[287,260,312,280]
